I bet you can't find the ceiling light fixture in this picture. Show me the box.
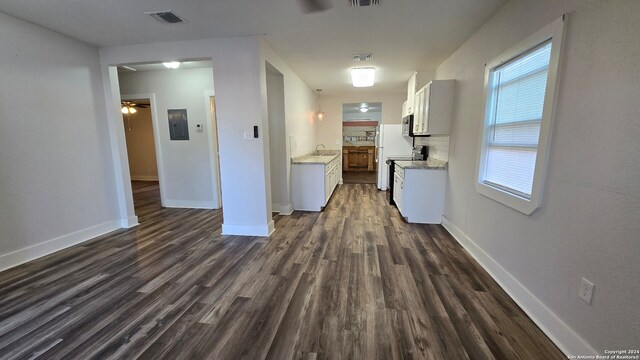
[315,89,325,120]
[351,67,376,87]
[121,105,137,114]
[359,106,369,113]
[163,61,181,69]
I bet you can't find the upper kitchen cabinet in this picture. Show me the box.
[412,80,455,136]
[405,72,417,115]
[401,100,409,118]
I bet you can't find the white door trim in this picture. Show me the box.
[204,91,222,209]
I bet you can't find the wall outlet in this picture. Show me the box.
[579,277,594,304]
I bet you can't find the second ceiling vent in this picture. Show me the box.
[348,0,380,7]
[145,11,187,24]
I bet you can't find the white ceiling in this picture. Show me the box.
[0,0,507,94]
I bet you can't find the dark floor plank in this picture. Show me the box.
[0,181,565,360]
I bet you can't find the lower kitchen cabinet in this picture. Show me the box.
[393,167,446,224]
[292,155,341,211]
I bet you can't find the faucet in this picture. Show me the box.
[315,144,326,154]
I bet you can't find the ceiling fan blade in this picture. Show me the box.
[298,0,333,13]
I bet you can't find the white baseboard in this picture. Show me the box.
[163,199,215,209]
[441,216,597,357]
[272,203,294,216]
[120,216,139,228]
[0,220,121,272]
[130,176,159,181]
[222,220,275,237]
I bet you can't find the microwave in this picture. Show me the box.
[401,115,413,137]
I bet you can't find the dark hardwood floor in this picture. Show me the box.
[0,181,565,360]
[342,171,377,184]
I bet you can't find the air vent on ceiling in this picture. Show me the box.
[348,0,380,7]
[353,54,373,62]
[145,11,187,24]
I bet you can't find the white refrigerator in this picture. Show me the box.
[375,124,414,190]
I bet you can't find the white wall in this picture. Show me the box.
[100,36,313,235]
[266,68,288,214]
[261,41,318,215]
[119,68,216,208]
[316,92,405,149]
[122,108,158,181]
[0,12,119,270]
[435,0,640,355]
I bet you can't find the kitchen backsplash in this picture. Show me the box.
[414,136,449,161]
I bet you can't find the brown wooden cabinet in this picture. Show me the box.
[343,146,376,172]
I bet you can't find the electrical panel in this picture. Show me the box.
[168,109,189,141]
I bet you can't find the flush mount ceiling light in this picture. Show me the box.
[163,61,181,69]
[315,89,325,120]
[359,106,369,112]
[351,67,375,87]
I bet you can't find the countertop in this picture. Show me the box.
[291,150,341,165]
[395,158,448,170]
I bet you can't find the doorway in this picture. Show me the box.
[342,102,381,184]
[116,59,221,224]
[120,97,163,212]
[265,63,289,215]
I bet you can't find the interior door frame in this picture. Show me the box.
[121,93,167,208]
[204,91,222,209]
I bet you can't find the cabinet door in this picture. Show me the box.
[423,83,431,135]
[418,88,427,134]
[325,170,331,202]
[413,88,422,134]
[406,72,417,114]
[330,168,336,190]
[393,175,404,214]
[393,173,402,213]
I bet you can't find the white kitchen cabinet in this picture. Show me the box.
[292,155,340,211]
[412,80,455,136]
[413,86,426,134]
[393,169,404,214]
[393,166,446,224]
[405,72,417,115]
[401,100,409,118]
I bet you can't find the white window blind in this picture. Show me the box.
[482,40,552,198]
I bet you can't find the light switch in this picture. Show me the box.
[196,123,204,133]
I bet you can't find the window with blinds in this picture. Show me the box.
[481,40,552,199]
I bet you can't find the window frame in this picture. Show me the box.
[476,15,566,215]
